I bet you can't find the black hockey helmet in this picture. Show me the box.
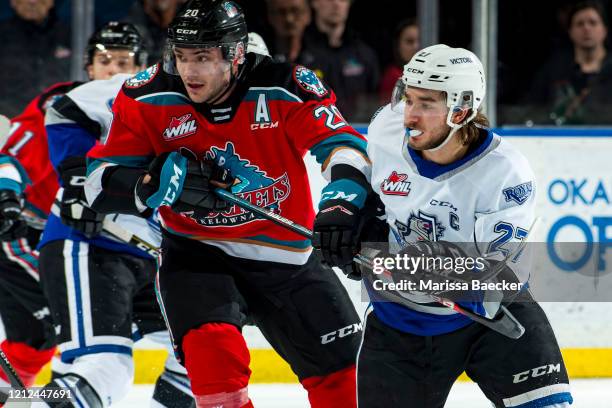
[163,0,248,75]
[85,22,147,67]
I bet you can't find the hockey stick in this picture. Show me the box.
[0,349,26,390]
[102,219,160,258]
[214,188,531,338]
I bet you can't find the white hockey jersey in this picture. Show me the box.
[366,105,535,335]
[41,73,161,256]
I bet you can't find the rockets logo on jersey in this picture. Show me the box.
[380,171,411,196]
[125,65,159,88]
[503,181,533,205]
[294,66,328,97]
[393,211,445,243]
[196,142,291,227]
[162,113,198,140]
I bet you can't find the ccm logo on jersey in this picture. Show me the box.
[320,322,362,344]
[163,113,198,140]
[381,171,411,196]
[512,363,561,383]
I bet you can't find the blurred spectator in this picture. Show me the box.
[530,0,612,125]
[127,0,184,64]
[378,18,419,104]
[265,0,315,65]
[305,0,380,122]
[0,0,71,117]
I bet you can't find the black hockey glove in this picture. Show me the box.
[313,166,371,279]
[0,190,27,241]
[58,157,105,238]
[136,149,233,220]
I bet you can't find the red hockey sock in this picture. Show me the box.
[0,340,56,387]
[301,365,357,408]
[183,323,253,408]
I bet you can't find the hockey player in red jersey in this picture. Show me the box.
[85,1,370,407]
[0,82,78,400]
[0,23,158,405]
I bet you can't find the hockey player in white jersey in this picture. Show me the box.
[316,44,574,407]
[31,23,194,408]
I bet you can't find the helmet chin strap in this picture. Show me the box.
[424,108,476,152]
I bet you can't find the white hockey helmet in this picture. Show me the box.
[247,32,270,57]
[392,44,486,149]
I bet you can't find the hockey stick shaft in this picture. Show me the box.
[0,349,25,389]
[214,188,525,338]
[102,219,160,258]
[354,255,526,339]
[214,188,314,239]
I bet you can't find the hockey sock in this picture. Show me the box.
[301,365,357,408]
[0,340,56,387]
[182,323,252,408]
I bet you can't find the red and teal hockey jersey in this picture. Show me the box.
[87,57,369,265]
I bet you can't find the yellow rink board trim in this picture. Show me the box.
[34,348,612,385]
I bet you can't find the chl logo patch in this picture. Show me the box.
[162,113,198,140]
[125,64,159,88]
[503,181,533,205]
[294,66,328,97]
[381,171,411,196]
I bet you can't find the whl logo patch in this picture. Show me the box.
[163,113,197,141]
[381,171,411,196]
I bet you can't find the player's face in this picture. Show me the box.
[174,47,232,104]
[569,8,607,50]
[403,87,452,151]
[87,50,141,81]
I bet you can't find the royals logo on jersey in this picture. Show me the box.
[294,66,328,97]
[162,113,198,140]
[393,211,445,243]
[380,171,411,196]
[503,181,533,205]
